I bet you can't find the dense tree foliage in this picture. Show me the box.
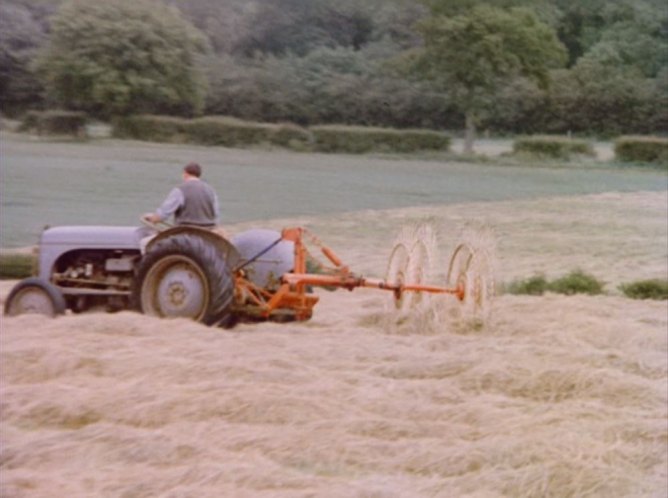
[36,0,209,117]
[413,5,567,152]
[0,2,49,114]
[552,0,668,68]
[1,0,666,137]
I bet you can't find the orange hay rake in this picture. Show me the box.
[232,226,492,324]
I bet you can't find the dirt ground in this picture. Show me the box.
[1,190,666,497]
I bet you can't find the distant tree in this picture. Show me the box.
[577,18,667,78]
[424,0,550,16]
[370,0,427,49]
[0,2,47,115]
[37,0,210,118]
[413,5,566,153]
[550,0,667,68]
[233,0,375,56]
[204,43,457,129]
[545,62,660,135]
[165,0,254,55]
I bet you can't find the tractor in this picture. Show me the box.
[3,218,495,326]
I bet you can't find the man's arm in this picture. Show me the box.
[145,188,184,223]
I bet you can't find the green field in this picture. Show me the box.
[1,133,666,248]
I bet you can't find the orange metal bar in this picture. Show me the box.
[321,246,343,268]
[282,273,462,296]
[402,284,461,295]
[235,277,274,308]
[263,283,292,317]
[281,227,306,270]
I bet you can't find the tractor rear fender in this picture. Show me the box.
[145,226,242,270]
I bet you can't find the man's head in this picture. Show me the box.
[183,162,202,179]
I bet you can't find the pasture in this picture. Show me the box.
[1,133,664,249]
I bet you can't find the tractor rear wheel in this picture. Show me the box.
[132,234,235,327]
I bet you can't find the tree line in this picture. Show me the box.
[1,0,666,142]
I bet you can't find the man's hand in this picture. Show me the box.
[143,213,162,224]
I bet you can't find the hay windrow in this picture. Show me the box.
[1,192,667,497]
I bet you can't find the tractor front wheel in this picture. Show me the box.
[4,277,67,317]
[132,234,235,327]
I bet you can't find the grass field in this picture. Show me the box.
[1,132,665,249]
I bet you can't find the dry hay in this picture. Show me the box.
[1,293,665,498]
[1,192,667,497]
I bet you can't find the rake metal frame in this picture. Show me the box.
[233,227,465,322]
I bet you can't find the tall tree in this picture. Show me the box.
[0,2,46,115]
[413,5,566,153]
[37,0,210,117]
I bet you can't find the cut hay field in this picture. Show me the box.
[1,134,667,497]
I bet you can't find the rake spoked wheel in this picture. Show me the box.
[385,242,410,311]
[385,227,433,312]
[447,243,494,324]
[405,239,431,309]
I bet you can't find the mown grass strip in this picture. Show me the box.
[0,253,35,280]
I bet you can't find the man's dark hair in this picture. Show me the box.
[184,162,202,177]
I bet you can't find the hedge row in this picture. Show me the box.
[113,115,314,148]
[112,114,187,142]
[512,135,595,159]
[20,110,87,136]
[614,136,668,165]
[0,253,35,280]
[112,115,450,153]
[310,125,450,153]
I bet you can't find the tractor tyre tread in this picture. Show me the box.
[131,234,235,327]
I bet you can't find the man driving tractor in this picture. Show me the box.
[144,162,219,228]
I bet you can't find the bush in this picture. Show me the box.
[311,125,451,153]
[505,274,549,295]
[269,123,313,150]
[619,279,668,300]
[503,270,605,296]
[0,253,34,280]
[112,115,188,142]
[513,135,595,159]
[185,116,279,147]
[20,110,87,136]
[547,270,604,296]
[614,136,668,165]
[18,110,41,132]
